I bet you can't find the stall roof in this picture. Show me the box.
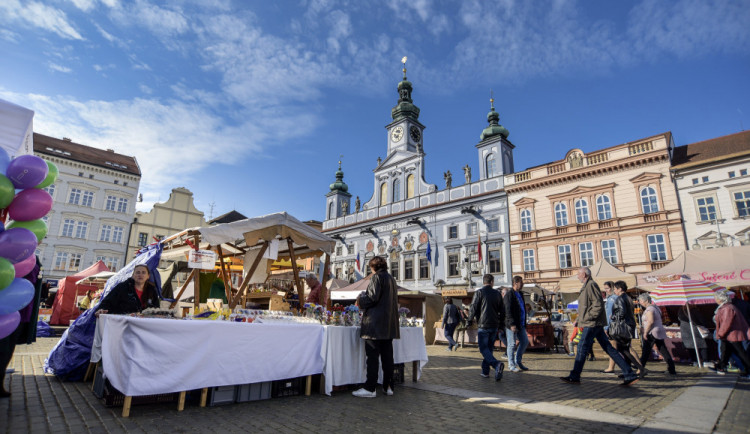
[557,261,636,293]
[637,245,750,289]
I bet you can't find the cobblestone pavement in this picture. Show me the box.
[1,338,748,433]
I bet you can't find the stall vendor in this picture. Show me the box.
[305,275,323,305]
[96,265,159,316]
[78,289,97,311]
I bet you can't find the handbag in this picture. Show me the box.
[696,325,710,339]
[609,314,632,340]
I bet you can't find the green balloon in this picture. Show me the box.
[0,258,14,290]
[8,219,48,243]
[0,174,14,209]
[35,160,58,189]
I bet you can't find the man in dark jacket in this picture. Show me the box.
[442,297,461,351]
[467,274,505,381]
[561,267,639,386]
[353,256,399,398]
[505,275,529,372]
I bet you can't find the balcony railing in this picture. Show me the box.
[650,262,668,271]
[576,223,590,231]
[560,269,574,277]
[598,220,615,229]
[523,271,539,280]
[587,152,609,165]
[556,227,568,235]
[521,231,535,240]
[643,213,662,223]
[514,171,531,182]
[628,141,653,156]
[547,162,566,175]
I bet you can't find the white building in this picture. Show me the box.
[672,130,750,249]
[33,133,141,283]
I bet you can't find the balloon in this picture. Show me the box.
[0,278,34,315]
[0,228,37,264]
[12,254,36,279]
[0,174,14,209]
[0,257,13,290]
[8,219,48,243]
[7,189,52,221]
[0,147,10,174]
[0,311,20,340]
[35,160,58,189]
[5,155,48,189]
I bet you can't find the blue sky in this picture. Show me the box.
[1,0,749,223]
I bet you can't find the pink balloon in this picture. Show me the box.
[0,311,20,340]
[13,254,36,278]
[0,228,37,264]
[5,155,48,189]
[8,188,53,221]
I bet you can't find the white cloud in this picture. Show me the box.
[48,63,73,73]
[0,28,20,43]
[0,0,84,40]
[69,0,96,12]
[139,84,153,94]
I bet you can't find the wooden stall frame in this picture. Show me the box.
[229,241,269,309]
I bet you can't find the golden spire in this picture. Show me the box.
[401,56,407,79]
[490,89,495,110]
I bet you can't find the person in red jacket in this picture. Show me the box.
[713,290,750,377]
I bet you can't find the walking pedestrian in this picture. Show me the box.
[467,274,505,381]
[455,307,470,350]
[713,290,750,377]
[442,297,461,351]
[602,281,617,374]
[352,257,399,398]
[609,281,646,377]
[638,293,676,376]
[505,275,529,372]
[560,267,639,386]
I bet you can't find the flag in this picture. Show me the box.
[426,241,432,264]
[477,233,482,263]
[356,252,360,271]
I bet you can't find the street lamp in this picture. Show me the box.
[692,238,701,250]
[713,219,726,247]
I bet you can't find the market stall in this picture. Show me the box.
[637,245,750,290]
[49,261,110,325]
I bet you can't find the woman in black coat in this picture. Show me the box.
[97,265,160,315]
[609,281,646,377]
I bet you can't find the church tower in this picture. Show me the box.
[477,95,514,179]
[386,57,425,156]
[325,161,351,220]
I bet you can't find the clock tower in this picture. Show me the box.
[386,57,424,156]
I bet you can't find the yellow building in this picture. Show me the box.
[504,132,686,290]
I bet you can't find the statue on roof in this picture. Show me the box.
[355,196,361,212]
[444,170,452,189]
[463,165,471,183]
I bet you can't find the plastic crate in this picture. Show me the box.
[101,380,176,407]
[236,382,272,402]
[209,385,237,406]
[271,377,304,398]
[393,363,405,385]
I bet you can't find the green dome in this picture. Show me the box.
[392,77,420,121]
[329,163,348,193]
[480,106,509,141]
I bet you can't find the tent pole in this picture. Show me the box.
[230,241,269,309]
[321,253,331,310]
[216,244,233,303]
[192,236,201,312]
[287,238,304,312]
[686,304,702,368]
[170,269,197,309]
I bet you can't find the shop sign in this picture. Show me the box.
[188,249,217,270]
[442,289,468,297]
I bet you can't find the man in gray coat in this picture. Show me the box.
[561,267,639,386]
[353,256,399,398]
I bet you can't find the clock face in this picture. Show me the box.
[391,126,404,142]
[410,126,421,142]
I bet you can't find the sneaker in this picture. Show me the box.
[510,367,522,373]
[446,346,453,352]
[495,362,505,381]
[621,376,639,386]
[479,372,490,378]
[716,369,726,375]
[727,366,740,373]
[518,364,530,371]
[560,376,580,384]
[352,388,376,398]
[567,352,575,357]
[384,387,394,396]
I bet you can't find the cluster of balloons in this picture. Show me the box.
[0,147,57,339]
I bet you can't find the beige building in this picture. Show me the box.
[126,187,207,259]
[504,132,686,290]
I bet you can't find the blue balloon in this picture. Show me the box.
[0,278,34,315]
[0,147,10,173]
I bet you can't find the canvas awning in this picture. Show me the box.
[556,261,636,293]
[637,245,750,289]
[0,98,34,157]
[330,274,409,300]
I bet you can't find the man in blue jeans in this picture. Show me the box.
[467,274,505,381]
[561,267,639,386]
[505,275,529,372]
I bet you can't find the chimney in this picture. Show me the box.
[62,137,72,141]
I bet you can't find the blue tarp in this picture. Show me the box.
[44,243,163,380]
[36,321,55,338]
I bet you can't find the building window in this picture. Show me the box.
[390,258,400,280]
[696,197,717,222]
[328,202,335,219]
[112,226,124,243]
[734,190,750,217]
[447,250,460,277]
[579,242,594,267]
[336,245,343,256]
[114,180,118,184]
[702,176,709,183]
[117,197,128,213]
[61,219,75,237]
[380,183,387,206]
[596,195,612,220]
[100,224,112,242]
[575,199,589,224]
[54,251,82,271]
[647,234,667,261]
[741,169,748,176]
[43,184,56,198]
[123,182,128,187]
[347,243,354,254]
[488,246,502,274]
[486,218,499,233]
[729,171,736,178]
[81,191,94,207]
[404,257,414,280]
[448,225,458,239]
[406,174,415,198]
[138,232,148,246]
[78,172,83,177]
[523,249,535,271]
[555,203,568,226]
[96,256,119,271]
[486,153,498,178]
[68,188,82,205]
[393,179,401,202]
[106,195,117,211]
[419,256,429,279]
[467,222,477,236]
[75,221,88,239]
[520,209,533,232]
[53,252,68,270]
[640,186,659,214]
[601,239,618,264]
[692,178,698,185]
[558,245,572,269]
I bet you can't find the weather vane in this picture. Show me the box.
[490,89,495,109]
[402,56,407,78]
[339,154,343,169]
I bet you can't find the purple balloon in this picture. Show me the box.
[0,311,21,340]
[0,278,34,315]
[6,155,48,189]
[8,188,53,221]
[0,227,37,264]
[14,254,36,278]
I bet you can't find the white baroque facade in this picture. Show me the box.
[33,134,141,283]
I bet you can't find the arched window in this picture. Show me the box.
[574,199,589,223]
[640,186,659,214]
[486,153,498,178]
[596,194,612,220]
[520,209,533,232]
[380,183,387,206]
[555,202,568,227]
[406,174,415,198]
[328,202,335,219]
[393,179,401,202]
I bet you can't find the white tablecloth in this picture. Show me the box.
[99,315,325,396]
[321,326,428,395]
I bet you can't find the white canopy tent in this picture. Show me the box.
[0,98,34,158]
[637,245,750,290]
